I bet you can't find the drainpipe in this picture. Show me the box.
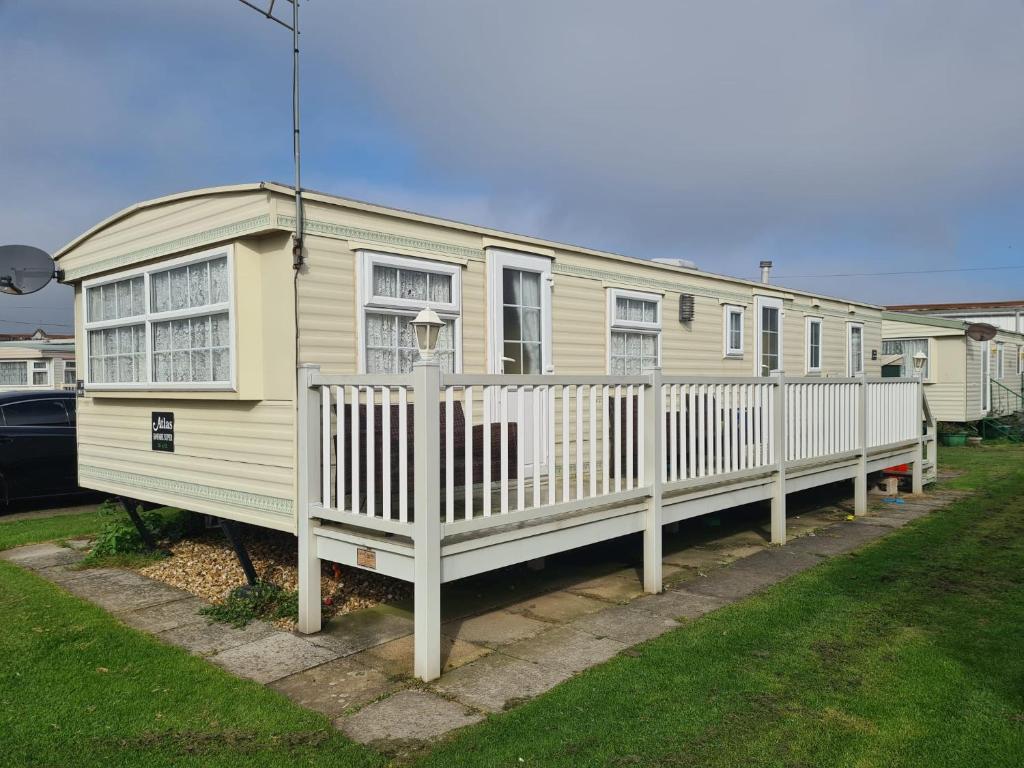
[759,260,773,285]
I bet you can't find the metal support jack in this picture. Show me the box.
[219,518,260,590]
[118,496,170,556]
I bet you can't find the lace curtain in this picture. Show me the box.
[0,362,27,385]
[373,265,451,304]
[365,312,455,374]
[151,257,228,314]
[615,297,657,324]
[610,331,658,375]
[152,312,229,383]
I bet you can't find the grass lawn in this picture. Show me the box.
[0,445,1022,767]
[420,445,1024,767]
[0,507,106,551]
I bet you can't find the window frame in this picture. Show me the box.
[0,398,70,428]
[847,321,865,376]
[723,305,745,358]
[30,360,51,387]
[357,250,463,375]
[82,245,236,392]
[607,288,662,374]
[882,337,932,380]
[63,360,77,386]
[805,316,823,374]
[754,295,784,376]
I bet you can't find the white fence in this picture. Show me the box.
[299,366,931,681]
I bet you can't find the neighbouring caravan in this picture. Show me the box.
[57,184,932,680]
[0,340,76,392]
[882,311,1024,423]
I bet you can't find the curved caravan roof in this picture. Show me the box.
[56,181,882,311]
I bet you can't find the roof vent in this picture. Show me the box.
[759,260,773,284]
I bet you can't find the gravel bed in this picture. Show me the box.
[138,530,409,627]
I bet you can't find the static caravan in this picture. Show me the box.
[0,341,76,392]
[57,183,932,680]
[882,311,1024,423]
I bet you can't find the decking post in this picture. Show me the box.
[643,368,663,594]
[413,358,442,682]
[297,364,323,634]
[912,379,924,495]
[854,375,868,515]
[770,371,787,545]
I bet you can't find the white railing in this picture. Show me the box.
[785,379,860,462]
[866,379,920,448]
[661,379,776,483]
[437,376,650,534]
[302,370,928,537]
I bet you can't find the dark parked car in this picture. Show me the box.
[0,390,80,506]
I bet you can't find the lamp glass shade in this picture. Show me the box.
[411,307,444,361]
[912,351,927,370]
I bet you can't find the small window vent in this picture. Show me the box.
[678,294,695,322]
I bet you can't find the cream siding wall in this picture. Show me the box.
[882,316,969,422]
[58,190,273,281]
[71,233,298,532]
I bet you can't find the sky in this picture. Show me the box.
[2,0,1024,333]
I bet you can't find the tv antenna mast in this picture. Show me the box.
[235,0,305,268]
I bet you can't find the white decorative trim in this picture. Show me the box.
[79,465,293,518]
[277,215,484,262]
[62,215,271,281]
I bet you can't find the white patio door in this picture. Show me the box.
[982,341,991,412]
[487,249,553,470]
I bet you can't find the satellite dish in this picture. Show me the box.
[966,322,998,342]
[0,245,57,296]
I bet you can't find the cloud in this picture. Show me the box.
[2,0,1024,332]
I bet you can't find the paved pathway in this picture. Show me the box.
[0,500,100,523]
[1,485,968,754]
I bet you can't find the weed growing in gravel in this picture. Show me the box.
[82,500,189,566]
[200,581,300,627]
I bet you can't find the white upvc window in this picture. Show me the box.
[882,338,930,379]
[608,288,661,375]
[31,360,49,387]
[847,322,865,376]
[995,342,1006,380]
[83,246,235,390]
[1019,346,1024,375]
[805,317,823,373]
[359,251,461,374]
[0,361,28,386]
[63,360,77,386]
[755,296,784,376]
[723,305,744,357]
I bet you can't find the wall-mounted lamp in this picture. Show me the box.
[411,307,445,361]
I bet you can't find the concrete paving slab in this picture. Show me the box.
[680,548,820,601]
[660,546,723,570]
[306,605,414,657]
[631,589,728,621]
[570,604,679,645]
[432,650,572,712]
[36,564,119,586]
[565,570,645,603]
[117,597,207,633]
[443,609,548,648]
[157,617,277,656]
[786,521,889,557]
[355,633,491,678]
[339,689,483,746]
[1,542,83,569]
[63,572,190,613]
[271,657,398,718]
[505,590,608,624]
[211,632,338,684]
[502,625,625,674]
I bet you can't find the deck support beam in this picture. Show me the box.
[770,372,787,545]
[297,364,323,634]
[643,368,663,593]
[413,359,443,682]
[854,375,868,516]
